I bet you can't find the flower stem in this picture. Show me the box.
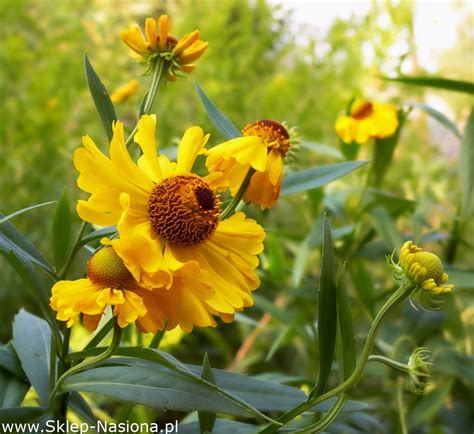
[50,320,122,401]
[258,282,414,434]
[220,168,255,220]
[125,59,166,149]
[368,355,409,374]
[293,393,349,434]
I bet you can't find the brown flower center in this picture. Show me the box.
[87,247,133,289]
[242,119,290,155]
[351,100,374,119]
[147,175,220,246]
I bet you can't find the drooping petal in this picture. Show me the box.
[175,126,209,174]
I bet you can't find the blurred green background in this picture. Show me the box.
[1,0,473,432]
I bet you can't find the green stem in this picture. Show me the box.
[397,377,408,434]
[368,355,409,375]
[125,59,166,149]
[220,168,255,220]
[258,282,414,434]
[149,322,167,348]
[293,394,349,434]
[50,320,123,401]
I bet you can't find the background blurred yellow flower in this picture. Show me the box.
[110,79,139,103]
[335,99,399,144]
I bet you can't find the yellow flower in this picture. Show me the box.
[50,245,147,331]
[73,115,265,332]
[206,120,291,209]
[335,99,399,144]
[399,241,453,295]
[110,79,139,104]
[121,15,208,81]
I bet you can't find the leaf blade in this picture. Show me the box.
[196,84,241,139]
[51,188,72,271]
[281,161,368,196]
[84,54,117,141]
[382,75,474,94]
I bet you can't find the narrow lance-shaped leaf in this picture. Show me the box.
[0,201,56,226]
[409,103,461,138]
[310,215,337,399]
[336,263,356,380]
[199,353,217,434]
[0,213,54,275]
[52,187,72,271]
[84,54,117,141]
[381,75,474,95]
[282,161,368,196]
[460,107,474,218]
[196,84,241,139]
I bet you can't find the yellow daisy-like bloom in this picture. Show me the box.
[121,15,208,81]
[110,79,139,104]
[50,245,147,331]
[335,99,399,144]
[73,114,265,332]
[398,241,453,295]
[206,120,291,209]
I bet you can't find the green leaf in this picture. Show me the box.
[369,206,403,251]
[336,264,356,380]
[98,347,276,423]
[382,75,474,94]
[12,310,51,407]
[69,391,98,425]
[0,201,56,225]
[51,188,72,271]
[369,111,405,187]
[410,103,461,138]
[62,365,262,418]
[84,53,117,141]
[78,225,117,248]
[300,141,344,160]
[0,214,54,276]
[196,84,241,139]
[460,107,474,218]
[407,380,454,428]
[0,368,29,408]
[281,161,368,196]
[0,344,27,380]
[63,356,368,415]
[310,215,338,398]
[0,407,49,423]
[199,353,217,434]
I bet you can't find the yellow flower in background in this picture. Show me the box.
[50,245,147,331]
[399,241,453,295]
[73,115,265,332]
[121,15,208,80]
[110,79,139,104]
[206,120,291,209]
[335,99,399,144]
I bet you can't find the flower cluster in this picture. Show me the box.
[50,15,293,333]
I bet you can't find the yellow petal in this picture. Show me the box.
[134,115,163,182]
[176,126,208,174]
